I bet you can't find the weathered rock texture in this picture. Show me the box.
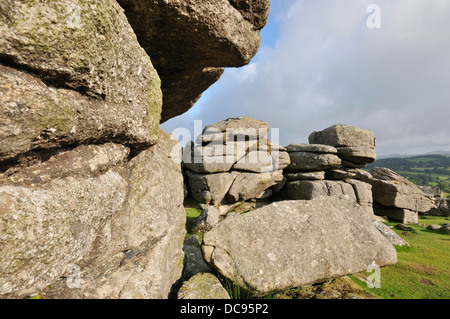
[1,0,271,299]
[309,124,376,168]
[0,0,162,166]
[202,196,397,294]
[363,167,435,223]
[177,272,230,299]
[117,0,270,121]
[184,117,288,205]
[372,220,410,247]
[282,131,373,215]
[1,132,186,298]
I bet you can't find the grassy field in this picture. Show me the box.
[351,215,450,299]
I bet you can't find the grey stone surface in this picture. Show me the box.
[119,1,269,121]
[227,170,284,202]
[1,132,186,299]
[373,220,410,246]
[337,147,376,164]
[193,206,222,233]
[285,171,325,181]
[177,272,230,300]
[186,171,239,205]
[367,177,435,213]
[233,150,274,173]
[184,155,237,174]
[287,152,341,171]
[309,124,376,149]
[283,180,357,203]
[197,117,269,144]
[418,186,443,199]
[0,1,162,163]
[182,243,213,281]
[373,203,419,224]
[285,144,338,154]
[202,196,397,294]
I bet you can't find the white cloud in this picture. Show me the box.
[162,0,450,156]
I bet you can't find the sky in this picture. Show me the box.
[161,0,450,157]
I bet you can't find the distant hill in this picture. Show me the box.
[367,154,450,196]
[377,150,450,159]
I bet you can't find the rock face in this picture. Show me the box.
[285,132,435,225]
[202,196,397,295]
[283,179,373,215]
[364,167,435,223]
[183,117,288,205]
[0,0,162,166]
[117,0,270,121]
[287,152,341,171]
[1,132,186,298]
[309,124,376,168]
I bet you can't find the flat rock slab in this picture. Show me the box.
[283,180,357,203]
[202,196,397,295]
[373,203,419,224]
[337,147,376,164]
[309,124,376,149]
[287,152,341,171]
[368,178,435,213]
[285,144,337,154]
[177,272,230,300]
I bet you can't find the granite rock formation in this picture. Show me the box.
[183,117,288,205]
[117,0,270,121]
[0,0,269,298]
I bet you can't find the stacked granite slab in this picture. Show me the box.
[281,126,375,214]
[309,124,377,169]
[362,167,436,224]
[183,117,289,205]
[308,123,435,223]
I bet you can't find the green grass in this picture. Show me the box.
[351,216,450,299]
[184,198,203,244]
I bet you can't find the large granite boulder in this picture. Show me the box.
[309,124,376,150]
[117,1,270,121]
[202,196,397,295]
[286,152,341,172]
[367,167,435,213]
[372,220,410,247]
[309,125,376,168]
[227,170,284,202]
[1,132,186,298]
[177,272,230,300]
[282,178,373,215]
[283,144,341,185]
[438,199,450,217]
[283,180,357,202]
[0,0,162,166]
